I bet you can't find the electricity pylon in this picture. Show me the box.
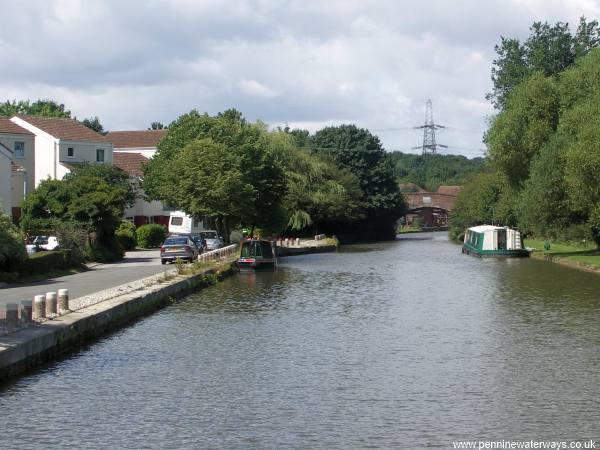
[412,99,447,154]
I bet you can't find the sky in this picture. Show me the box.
[2,0,599,158]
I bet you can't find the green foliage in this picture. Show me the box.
[143,109,287,238]
[22,164,135,246]
[136,224,166,248]
[487,17,600,109]
[389,152,485,191]
[0,212,27,272]
[309,124,406,238]
[149,122,166,130]
[86,239,125,263]
[82,116,105,134]
[18,250,72,275]
[0,99,71,118]
[485,73,559,186]
[116,221,137,250]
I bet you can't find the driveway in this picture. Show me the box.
[0,250,165,311]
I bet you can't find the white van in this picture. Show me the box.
[168,211,204,234]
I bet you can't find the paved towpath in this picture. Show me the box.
[0,250,166,311]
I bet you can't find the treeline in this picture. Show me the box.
[143,111,405,242]
[388,152,484,192]
[451,17,600,245]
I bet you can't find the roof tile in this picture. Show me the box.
[106,130,167,149]
[0,117,34,135]
[113,152,149,177]
[16,115,110,142]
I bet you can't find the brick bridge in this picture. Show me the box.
[401,185,462,228]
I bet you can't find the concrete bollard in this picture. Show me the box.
[46,292,57,317]
[20,300,33,324]
[6,303,19,330]
[58,289,69,312]
[34,295,46,320]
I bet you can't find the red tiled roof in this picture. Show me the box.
[16,115,110,142]
[436,185,462,196]
[113,152,149,177]
[0,117,33,135]
[399,182,426,192]
[106,130,167,148]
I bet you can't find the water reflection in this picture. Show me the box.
[1,233,599,448]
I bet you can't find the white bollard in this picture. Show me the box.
[34,295,46,320]
[20,300,33,323]
[46,292,57,317]
[296,238,300,246]
[58,289,69,313]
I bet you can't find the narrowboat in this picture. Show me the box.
[462,225,530,258]
[236,239,277,270]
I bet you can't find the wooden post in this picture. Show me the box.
[34,295,46,320]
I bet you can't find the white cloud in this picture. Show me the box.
[0,0,596,156]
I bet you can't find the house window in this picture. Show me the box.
[96,148,105,162]
[14,141,25,159]
[67,147,74,157]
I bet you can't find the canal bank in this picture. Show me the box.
[0,264,235,382]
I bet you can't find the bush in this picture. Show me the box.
[52,221,88,265]
[116,221,137,250]
[0,213,26,272]
[86,239,125,263]
[136,224,166,248]
[18,250,70,275]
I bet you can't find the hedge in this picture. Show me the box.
[18,250,72,275]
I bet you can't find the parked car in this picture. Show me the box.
[160,236,200,264]
[189,234,208,253]
[26,236,59,254]
[200,230,224,251]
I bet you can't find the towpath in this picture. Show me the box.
[0,250,165,311]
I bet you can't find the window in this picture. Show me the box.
[170,216,183,226]
[67,147,74,157]
[96,148,105,162]
[14,141,24,159]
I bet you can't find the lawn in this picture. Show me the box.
[524,238,600,269]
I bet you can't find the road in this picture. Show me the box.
[0,250,165,311]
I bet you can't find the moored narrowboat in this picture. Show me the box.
[462,225,530,258]
[236,239,277,270]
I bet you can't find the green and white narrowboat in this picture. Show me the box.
[462,225,530,258]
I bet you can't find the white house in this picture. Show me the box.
[10,115,113,188]
[107,130,171,227]
[0,142,12,216]
[0,117,35,218]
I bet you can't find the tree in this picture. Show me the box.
[149,122,166,130]
[143,109,287,238]
[485,73,559,187]
[0,212,26,272]
[310,124,406,238]
[82,116,106,134]
[21,164,135,257]
[487,17,600,110]
[0,99,71,118]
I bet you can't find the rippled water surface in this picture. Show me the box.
[2,233,600,448]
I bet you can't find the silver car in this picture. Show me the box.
[200,230,224,251]
[160,236,199,264]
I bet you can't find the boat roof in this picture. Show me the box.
[468,225,505,233]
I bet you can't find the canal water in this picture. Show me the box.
[1,233,599,448]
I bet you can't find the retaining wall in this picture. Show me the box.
[0,267,233,382]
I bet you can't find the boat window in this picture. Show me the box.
[241,241,265,258]
[261,241,273,258]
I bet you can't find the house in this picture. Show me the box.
[0,142,12,216]
[107,130,171,227]
[9,115,113,188]
[0,117,35,218]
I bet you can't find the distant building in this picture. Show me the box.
[403,185,462,228]
[0,142,12,216]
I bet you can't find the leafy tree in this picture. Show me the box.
[21,164,135,258]
[487,17,600,109]
[485,73,559,186]
[149,122,166,130]
[0,212,26,272]
[310,124,406,238]
[143,109,287,238]
[0,99,71,118]
[82,116,106,134]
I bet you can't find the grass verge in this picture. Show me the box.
[524,238,600,271]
